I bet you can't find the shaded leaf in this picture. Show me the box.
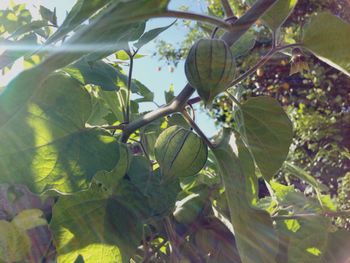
[47,0,111,43]
[231,30,256,58]
[65,60,120,91]
[236,96,293,181]
[212,131,279,263]
[134,20,176,49]
[303,12,350,76]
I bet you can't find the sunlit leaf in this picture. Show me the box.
[0,69,121,193]
[50,182,148,263]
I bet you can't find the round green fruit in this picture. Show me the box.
[185,38,235,105]
[154,125,208,181]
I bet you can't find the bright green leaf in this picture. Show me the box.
[0,69,120,193]
[50,182,147,263]
[12,209,47,231]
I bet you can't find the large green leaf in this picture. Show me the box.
[50,182,148,263]
[0,68,121,193]
[212,131,279,263]
[303,12,350,77]
[236,96,293,181]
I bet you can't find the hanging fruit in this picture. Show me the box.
[185,39,236,105]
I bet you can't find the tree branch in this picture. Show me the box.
[221,0,234,17]
[155,10,232,31]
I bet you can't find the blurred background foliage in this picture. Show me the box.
[156,0,350,228]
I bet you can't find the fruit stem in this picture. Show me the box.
[181,110,215,150]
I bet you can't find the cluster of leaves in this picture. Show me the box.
[0,0,349,262]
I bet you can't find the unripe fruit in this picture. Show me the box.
[185,39,235,105]
[154,125,208,181]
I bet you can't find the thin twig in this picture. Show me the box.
[182,110,215,150]
[221,0,234,17]
[126,50,134,123]
[225,91,242,109]
[273,210,350,220]
[227,43,300,87]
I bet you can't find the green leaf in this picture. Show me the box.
[134,20,176,49]
[173,188,209,224]
[0,34,38,70]
[0,69,121,193]
[321,230,350,263]
[236,96,293,181]
[39,5,57,26]
[94,144,131,193]
[212,131,279,263]
[284,162,329,192]
[65,60,120,91]
[231,30,256,58]
[164,84,175,104]
[302,12,350,77]
[128,156,180,217]
[133,79,154,103]
[10,20,50,39]
[115,50,145,60]
[12,209,47,231]
[50,182,147,263]
[47,0,112,43]
[0,220,30,262]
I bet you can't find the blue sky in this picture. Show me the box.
[4,0,218,136]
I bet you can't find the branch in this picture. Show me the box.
[227,43,300,87]
[155,10,232,31]
[121,84,195,142]
[221,0,234,17]
[221,0,278,46]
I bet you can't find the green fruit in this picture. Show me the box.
[154,125,208,181]
[185,39,235,105]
